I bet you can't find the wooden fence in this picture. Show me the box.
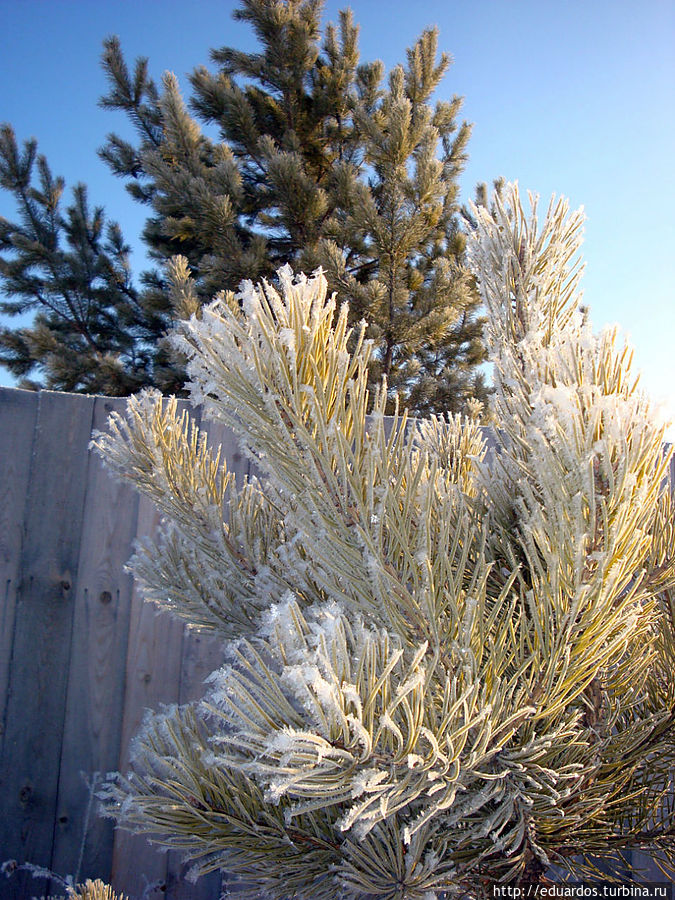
[0,386,669,898]
[0,388,238,899]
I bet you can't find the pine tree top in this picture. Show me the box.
[2,0,487,412]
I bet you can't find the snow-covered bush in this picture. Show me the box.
[92,183,675,897]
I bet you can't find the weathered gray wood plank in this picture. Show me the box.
[110,493,186,900]
[50,396,140,885]
[163,629,225,900]
[0,390,96,900]
[0,388,39,759]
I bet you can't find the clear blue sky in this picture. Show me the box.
[1,0,673,431]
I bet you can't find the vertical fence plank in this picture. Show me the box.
[162,630,225,900]
[0,389,38,758]
[0,388,39,898]
[50,396,140,886]
[0,390,95,900]
[110,493,186,900]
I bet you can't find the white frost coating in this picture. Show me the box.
[342,682,363,717]
[96,187,675,897]
[278,327,296,353]
[395,667,426,698]
[349,767,388,799]
[379,711,404,745]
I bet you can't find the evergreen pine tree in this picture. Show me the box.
[0,125,152,394]
[93,183,675,896]
[0,0,488,409]
[313,27,483,412]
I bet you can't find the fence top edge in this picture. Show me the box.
[0,386,671,454]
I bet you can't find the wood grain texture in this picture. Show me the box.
[108,490,184,899]
[0,388,38,758]
[0,390,96,900]
[162,626,226,900]
[50,396,140,885]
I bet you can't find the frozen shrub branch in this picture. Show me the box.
[92,182,675,897]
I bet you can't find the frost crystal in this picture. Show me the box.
[93,181,675,899]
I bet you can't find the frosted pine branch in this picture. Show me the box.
[94,184,675,897]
